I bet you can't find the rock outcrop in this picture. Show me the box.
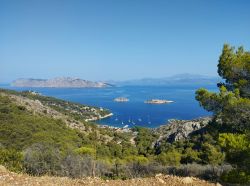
[11,77,111,88]
[154,117,211,143]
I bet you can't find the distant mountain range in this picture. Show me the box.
[11,77,111,88]
[10,74,221,88]
[111,74,221,87]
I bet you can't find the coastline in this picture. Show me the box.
[85,113,114,122]
[96,116,211,134]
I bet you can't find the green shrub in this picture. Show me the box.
[0,148,23,172]
[75,146,95,157]
[200,143,225,165]
[125,155,149,165]
[157,149,181,166]
[181,147,201,164]
[221,169,250,184]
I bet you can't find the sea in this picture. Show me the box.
[1,85,216,128]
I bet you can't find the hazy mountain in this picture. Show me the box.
[112,74,221,87]
[11,77,111,88]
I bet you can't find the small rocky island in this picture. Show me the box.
[114,97,129,102]
[11,77,111,88]
[145,99,174,104]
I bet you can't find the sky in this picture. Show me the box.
[1,0,250,83]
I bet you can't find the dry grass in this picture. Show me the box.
[0,166,221,186]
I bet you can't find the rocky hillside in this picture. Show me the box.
[11,77,111,88]
[0,165,217,186]
[153,117,211,143]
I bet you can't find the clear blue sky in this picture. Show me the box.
[1,0,250,83]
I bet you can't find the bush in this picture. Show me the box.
[221,169,250,184]
[181,147,201,164]
[123,162,165,178]
[0,148,23,172]
[61,153,93,178]
[157,149,181,166]
[23,143,62,176]
[125,155,149,165]
[75,147,95,157]
[200,143,225,165]
[169,163,232,181]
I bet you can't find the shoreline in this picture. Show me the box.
[96,116,211,132]
[85,113,114,122]
[99,113,114,119]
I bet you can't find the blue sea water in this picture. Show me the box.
[1,85,216,128]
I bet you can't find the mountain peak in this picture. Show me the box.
[11,77,110,88]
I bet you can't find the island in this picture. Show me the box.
[114,97,129,102]
[144,99,174,104]
[11,77,112,88]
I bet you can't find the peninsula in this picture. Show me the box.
[11,77,111,88]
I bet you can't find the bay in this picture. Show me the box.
[1,85,215,128]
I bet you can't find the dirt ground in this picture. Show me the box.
[0,166,222,186]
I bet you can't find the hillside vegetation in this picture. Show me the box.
[0,44,250,185]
